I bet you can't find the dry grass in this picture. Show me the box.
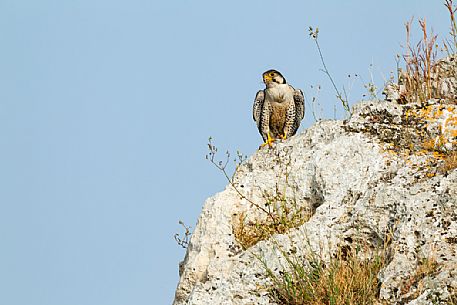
[401,18,439,104]
[233,193,312,249]
[233,210,310,250]
[264,246,386,305]
[441,150,457,172]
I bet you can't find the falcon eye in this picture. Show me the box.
[269,73,275,76]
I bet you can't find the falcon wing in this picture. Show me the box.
[291,87,305,136]
[293,88,305,122]
[253,90,265,131]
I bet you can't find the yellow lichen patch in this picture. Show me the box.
[383,102,457,177]
[408,103,457,152]
[432,151,446,159]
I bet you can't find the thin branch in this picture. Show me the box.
[308,27,351,115]
[206,137,277,221]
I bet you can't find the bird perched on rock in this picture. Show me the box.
[253,69,305,147]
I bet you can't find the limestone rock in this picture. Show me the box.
[173,99,457,304]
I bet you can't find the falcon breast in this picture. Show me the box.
[253,69,305,146]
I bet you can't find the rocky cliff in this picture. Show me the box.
[173,57,457,305]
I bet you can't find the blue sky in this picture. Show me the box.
[0,1,452,304]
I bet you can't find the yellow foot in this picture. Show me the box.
[260,133,275,148]
[280,133,287,140]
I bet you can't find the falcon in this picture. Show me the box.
[253,69,305,147]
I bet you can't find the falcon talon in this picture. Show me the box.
[252,69,304,147]
[260,133,275,148]
[259,143,273,149]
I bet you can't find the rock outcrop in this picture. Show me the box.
[174,57,457,305]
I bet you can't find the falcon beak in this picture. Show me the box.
[263,75,272,84]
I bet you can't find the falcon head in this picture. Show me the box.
[262,69,286,87]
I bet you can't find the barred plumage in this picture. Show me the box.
[252,70,305,147]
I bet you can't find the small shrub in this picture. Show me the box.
[174,220,192,249]
[207,138,313,249]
